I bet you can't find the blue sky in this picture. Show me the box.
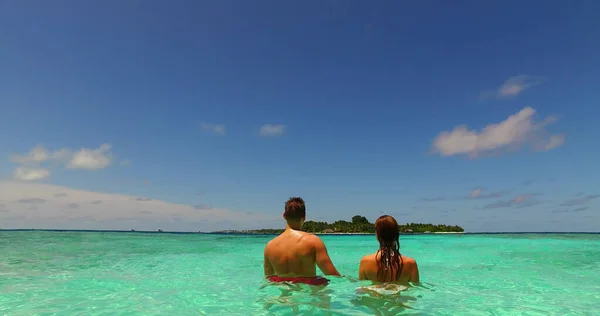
[1,1,598,232]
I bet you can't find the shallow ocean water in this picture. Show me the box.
[1,231,599,315]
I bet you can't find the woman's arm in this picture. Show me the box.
[408,259,420,284]
[358,256,369,280]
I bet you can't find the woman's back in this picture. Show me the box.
[358,252,419,284]
[358,215,420,285]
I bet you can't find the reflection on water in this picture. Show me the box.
[356,283,409,296]
[260,290,334,314]
[257,281,333,315]
[351,295,415,316]
[5,233,598,314]
[352,284,417,316]
[257,279,426,315]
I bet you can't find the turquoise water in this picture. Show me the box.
[1,232,599,315]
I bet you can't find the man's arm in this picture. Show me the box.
[314,237,340,276]
[263,247,275,277]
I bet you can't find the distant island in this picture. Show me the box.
[214,215,464,235]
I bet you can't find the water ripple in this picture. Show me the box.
[1,231,599,315]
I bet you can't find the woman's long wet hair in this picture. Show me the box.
[375,215,402,282]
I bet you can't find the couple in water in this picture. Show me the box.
[263,197,420,287]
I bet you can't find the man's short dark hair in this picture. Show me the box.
[284,197,306,221]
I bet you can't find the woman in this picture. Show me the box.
[358,215,420,285]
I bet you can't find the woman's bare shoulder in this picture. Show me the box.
[360,253,378,264]
[401,255,417,266]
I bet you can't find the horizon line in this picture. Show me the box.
[0,228,599,235]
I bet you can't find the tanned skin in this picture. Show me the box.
[264,198,340,279]
[358,253,419,284]
[358,215,420,285]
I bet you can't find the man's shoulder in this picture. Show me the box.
[298,230,318,238]
[299,232,323,244]
[264,236,280,250]
[290,232,323,251]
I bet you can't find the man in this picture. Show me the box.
[263,197,340,286]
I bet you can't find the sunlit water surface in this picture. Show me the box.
[1,232,599,315]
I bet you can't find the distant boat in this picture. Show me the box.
[131,229,135,232]
[158,229,163,232]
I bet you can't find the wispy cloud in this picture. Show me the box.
[13,167,50,181]
[480,75,542,100]
[9,144,115,180]
[419,196,446,202]
[0,181,277,231]
[551,208,569,214]
[67,144,113,170]
[10,145,70,166]
[259,124,286,137]
[200,122,226,136]
[560,194,599,207]
[572,207,590,212]
[467,188,508,200]
[431,107,565,158]
[482,194,540,210]
[119,159,131,167]
[16,197,46,204]
[470,188,482,198]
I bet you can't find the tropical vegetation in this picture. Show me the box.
[215,215,463,234]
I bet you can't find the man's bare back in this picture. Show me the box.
[264,228,340,279]
[264,197,340,285]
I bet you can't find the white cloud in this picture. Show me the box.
[10,145,70,166]
[66,144,113,170]
[200,122,226,135]
[9,144,116,180]
[480,75,541,99]
[544,134,565,151]
[431,106,565,158]
[10,145,49,165]
[259,124,286,137]
[13,167,50,181]
[470,188,481,198]
[0,181,278,232]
